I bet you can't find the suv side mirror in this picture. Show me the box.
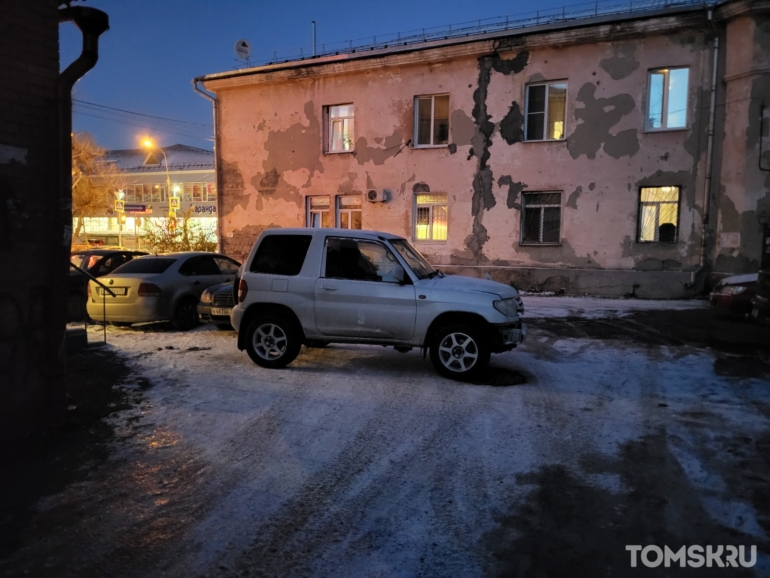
[392,264,406,284]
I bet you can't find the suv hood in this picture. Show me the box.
[415,274,519,299]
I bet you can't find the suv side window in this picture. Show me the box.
[251,235,312,276]
[214,257,240,275]
[324,238,402,283]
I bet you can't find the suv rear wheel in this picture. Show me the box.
[430,323,490,381]
[245,314,302,368]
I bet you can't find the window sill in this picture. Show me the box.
[412,144,448,149]
[324,150,355,155]
[523,138,566,143]
[635,240,679,244]
[643,127,688,134]
[412,240,447,244]
[519,242,562,247]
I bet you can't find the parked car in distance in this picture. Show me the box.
[197,282,234,329]
[231,228,525,381]
[709,273,757,316]
[87,252,241,330]
[69,249,147,321]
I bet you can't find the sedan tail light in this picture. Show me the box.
[138,283,162,297]
[238,279,248,303]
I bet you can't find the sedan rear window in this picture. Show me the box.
[251,235,312,276]
[113,258,175,274]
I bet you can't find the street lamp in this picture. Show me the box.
[142,139,176,234]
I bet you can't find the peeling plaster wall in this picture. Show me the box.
[207,14,725,295]
[714,12,770,274]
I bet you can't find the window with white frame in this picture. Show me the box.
[413,193,448,241]
[336,195,362,229]
[307,196,331,228]
[414,94,449,146]
[525,82,567,141]
[647,68,689,130]
[521,192,562,244]
[637,186,679,243]
[326,104,355,152]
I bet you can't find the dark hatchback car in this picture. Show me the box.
[751,270,770,324]
[709,273,757,316]
[197,282,235,329]
[69,249,147,320]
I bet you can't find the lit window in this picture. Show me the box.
[521,192,562,244]
[337,196,362,229]
[125,186,136,203]
[647,68,689,130]
[525,82,567,141]
[307,196,331,228]
[192,183,203,202]
[638,186,679,243]
[327,104,355,152]
[206,184,217,201]
[414,193,448,241]
[414,95,449,146]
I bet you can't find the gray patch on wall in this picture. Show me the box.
[263,101,324,179]
[598,42,640,80]
[355,130,404,165]
[566,186,583,209]
[450,109,475,147]
[413,182,430,193]
[338,172,360,194]
[220,160,249,213]
[498,175,526,209]
[566,83,639,160]
[470,50,530,262]
[499,102,524,145]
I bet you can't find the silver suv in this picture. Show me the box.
[231,228,525,380]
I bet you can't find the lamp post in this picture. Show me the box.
[142,139,175,236]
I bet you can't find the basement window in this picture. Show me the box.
[637,186,679,242]
[413,193,448,241]
[647,68,689,130]
[525,82,567,141]
[307,196,331,228]
[326,104,355,153]
[414,94,449,147]
[521,192,562,244]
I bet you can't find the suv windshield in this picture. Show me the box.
[390,239,437,280]
[112,258,176,274]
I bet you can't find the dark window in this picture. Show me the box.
[251,235,312,276]
[179,255,221,276]
[521,192,562,244]
[113,258,175,274]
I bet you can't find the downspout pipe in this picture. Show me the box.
[192,78,222,252]
[696,8,719,285]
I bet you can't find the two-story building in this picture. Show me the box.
[75,143,217,249]
[196,0,770,297]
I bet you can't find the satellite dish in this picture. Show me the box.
[235,39,251,61]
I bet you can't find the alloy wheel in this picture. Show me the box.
[437,331,479,373]
[252,323,288,360]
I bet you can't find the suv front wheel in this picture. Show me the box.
[245,314,302,369]
[430,323,490,381]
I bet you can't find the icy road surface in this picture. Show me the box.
[6,297,770,577]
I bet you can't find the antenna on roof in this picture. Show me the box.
[235,39,252,66]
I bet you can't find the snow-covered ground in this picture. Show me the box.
[11,298,768,576]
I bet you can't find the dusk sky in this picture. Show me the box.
[61,0,572,152]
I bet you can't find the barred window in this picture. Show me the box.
[414,193,448,241]
[521,192,561,244]
[638,186,679,243]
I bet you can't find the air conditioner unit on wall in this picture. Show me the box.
[367,189,388,203]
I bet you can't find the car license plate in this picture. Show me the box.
[102,287,126,296]
[211,307,230,316]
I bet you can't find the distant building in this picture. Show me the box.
[77,144,217,249]
[198,0,770,298]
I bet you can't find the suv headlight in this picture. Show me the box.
[200,291,213,304]
[719,285,747,295]
[494,298,520,317]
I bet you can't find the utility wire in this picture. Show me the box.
[73,99,212,128]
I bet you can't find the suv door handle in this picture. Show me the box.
[321,285,338,291]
